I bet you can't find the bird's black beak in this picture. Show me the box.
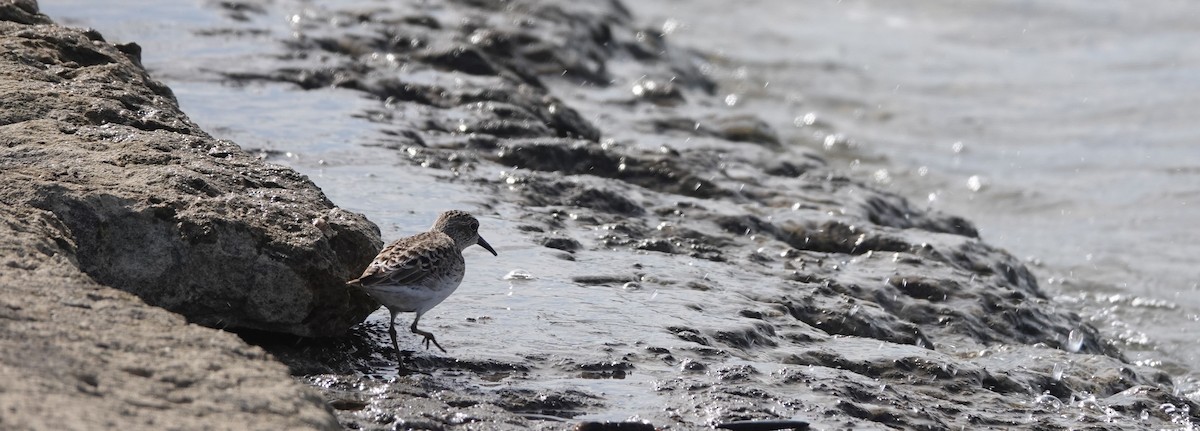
[477,235,498,256]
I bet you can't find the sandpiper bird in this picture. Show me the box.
[347,210,497,362]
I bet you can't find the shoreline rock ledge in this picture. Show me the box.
[1,1,379,429]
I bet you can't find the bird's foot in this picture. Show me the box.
[392,348,414,363]
[390,350,433,376]
[419,332,447,353]
[394,362,426,376]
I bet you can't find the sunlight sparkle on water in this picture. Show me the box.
[966,175,985,192]
[502,269,535,280]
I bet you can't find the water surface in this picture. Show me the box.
[628,0,1200,391]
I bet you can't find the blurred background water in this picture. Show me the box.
[42,0,1200,397]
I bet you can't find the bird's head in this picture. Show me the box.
[432,210,497,256]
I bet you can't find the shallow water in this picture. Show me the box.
[41,0,1200,422]
[627,0,1200,392]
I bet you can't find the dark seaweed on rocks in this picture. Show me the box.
[494,138,728,199]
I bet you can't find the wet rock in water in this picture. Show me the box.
[576,421,657,431]
[495,387,602,418]
[577,362,632,379]
[631,76,684,105]
[135,0,1200,429]
[716,419,810,431]
[540,236,582,252]
[572,275,638,285]
[715,214,782,237]
[493,138,727,199]
[306,374,554,430]
[777,219,913,254]
[648,115,783,148]
[887,275,958,301]
[703,115,783,147]
[634,238,675,254]
[858,194,979,237]
[777,293,934,349]
[568,187,645,215]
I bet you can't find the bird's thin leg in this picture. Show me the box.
[385,309,420,374]
[387,310,402,364]
[411,312,447,353]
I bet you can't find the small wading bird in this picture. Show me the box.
[347,210,497,365]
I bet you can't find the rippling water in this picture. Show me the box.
[44,0,1200,401]
[628,0,1200,391]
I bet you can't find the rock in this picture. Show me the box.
[493,138,728,199]
[576,422,657,431]
[0,0,46,25]
[0,4,382,337]
[0,3,382,429]
[716,420,810,431]
[653,115,782,147]
[0,205,339,430]
[540,236,582,252]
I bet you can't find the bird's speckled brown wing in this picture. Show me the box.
[350,231,458,287]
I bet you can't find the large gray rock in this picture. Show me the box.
[0,205,340,430]
[0,2,382,337]
[0,2,382,429]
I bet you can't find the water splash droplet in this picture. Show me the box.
[1051,362,1065,380]
[502,269,535,281]
[1066,329,1084,352]
[1032,391,1063,410]
[966,175,985,192]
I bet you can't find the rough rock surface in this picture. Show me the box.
[0,1,379,429]
[0,204,340,430]
[0,1,382,337]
